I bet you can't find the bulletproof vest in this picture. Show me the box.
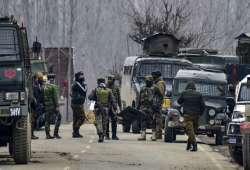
[140,87,154,106]
[96,87,110,106]
[43,83,58,109]
[154,80,166,98]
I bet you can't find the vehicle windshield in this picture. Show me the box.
[136,62,189,79]
[0,27,20,61]
[174,80,226,97]
[31,62,47,74]
[238,84,250,102]
[135,62,190,92]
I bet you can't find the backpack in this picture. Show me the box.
[96,87,110,106]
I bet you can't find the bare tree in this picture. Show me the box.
[127,0,192,46]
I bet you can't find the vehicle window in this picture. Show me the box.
[31,62,47,74]
[238,84,250,101]
[0,27,20,61]
[176,80,226,97]
[123,66,132,75]
[137,63,187,78]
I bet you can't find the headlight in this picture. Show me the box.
[179,116,184,122]
[209,119,215,125]
[5,92,19,100]
[208,109,216,117]
[230,126,235,134]
[20,92,26,101]
[180,107,183,113]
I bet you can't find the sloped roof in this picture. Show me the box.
[142,32,180,42]
[235,33,250,39]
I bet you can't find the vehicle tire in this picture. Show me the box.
[215,131,223,145]
[164,118,176,143]
[132,120,140,134]
[122,121,131,133]
[243,134,250,169]
[229,145,243,165]
[13,115,31,164]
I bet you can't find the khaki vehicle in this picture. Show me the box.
[0,17,31,164]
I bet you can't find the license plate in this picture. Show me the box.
[228,138,237,144]
[215,120,222,125]
[9,107,21,116]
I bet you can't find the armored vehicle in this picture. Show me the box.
[120,56,192,133]
[120,33,193,133]
[0,17,31,164]
[165,69,230,145]
[227,75,250,168]
[178,48,239,71]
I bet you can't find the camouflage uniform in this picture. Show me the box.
[88,79,116,143]
[177,82,205,151]
[152,72,166,140]
[43,79,61,139]
[106,76,121,139]
[137,76,154,140]
[71,72,87,138]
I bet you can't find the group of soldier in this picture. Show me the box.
[31,69,204,152]
[31,72,61,140]
[86,70,166,143]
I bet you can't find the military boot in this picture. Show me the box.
[190,142,198,152]
[31,131,39,140]
[46,133,54,139]
[72,129,83,138]
[151,131,157,141]
[138,131,146,141]
[105,134,111,140]
[186,141,191,151]
[157,131,162,140]
[54,131,62,139]
[98,134,104,143]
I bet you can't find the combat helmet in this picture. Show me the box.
[36,72,44,81]
[151,71,162,78]
[97,77,106,84]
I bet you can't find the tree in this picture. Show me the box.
[127,0,193,46]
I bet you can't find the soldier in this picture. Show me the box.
[71,71,87,138]
[43,74,62,139]
[88,78,117,143]
[151,71,166,141]
[137,75,154,141]
[30,72,44,140]
[177,82,205,152]
[106,75,121,140]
